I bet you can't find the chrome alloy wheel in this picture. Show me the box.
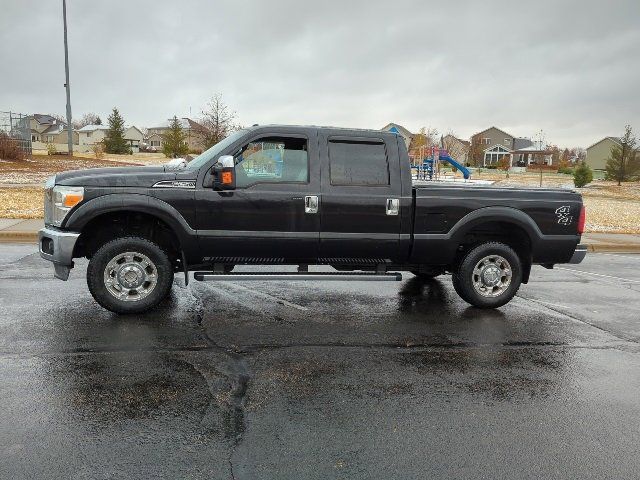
[471,254,512,298]
[103,251,158,302]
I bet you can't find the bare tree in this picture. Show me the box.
[606,125,640,185]
[441,132,469,165]
[573,147,586,162]
[48,113,67,124]
[196,94,240,149]
[408,126,439,164]
[468,138,485,167]
[73,113,102,129]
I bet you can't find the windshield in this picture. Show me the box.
[184,129,248,171]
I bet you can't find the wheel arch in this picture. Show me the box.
[450,208,538,283]
[65,194,197,261]
[448,207,542,244]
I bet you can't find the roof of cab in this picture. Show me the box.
[246,124,399,138]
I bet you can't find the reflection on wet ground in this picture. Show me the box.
[1,249,640,478]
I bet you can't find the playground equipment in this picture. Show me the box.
[415,146,471,181]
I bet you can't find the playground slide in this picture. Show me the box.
[439,154,471,180]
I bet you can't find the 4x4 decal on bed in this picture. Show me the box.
[555,205,574,225]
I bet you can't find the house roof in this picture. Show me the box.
[483,144,512,153]
[443,134,470,146]
[126,125,144,136]
[78,124,109,132]
[586,136,622,150]
[471,126,514,140]
[514,137,533,150]
[513,139,549,153]
[40,123,70,135]
[381,123,414,139]
[31,114,59,125]
[149,117,203,130]
[79,124,142,135]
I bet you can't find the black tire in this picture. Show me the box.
[87,236,174,314]
[452,242,522,309]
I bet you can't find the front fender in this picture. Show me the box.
[63,193,198,253]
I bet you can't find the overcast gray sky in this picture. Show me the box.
[1,0,638,146]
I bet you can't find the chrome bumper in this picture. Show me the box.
[569,244,587,264]
[38,226,80,280]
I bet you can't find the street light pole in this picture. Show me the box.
[62,0,73,155]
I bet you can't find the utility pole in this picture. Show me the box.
[537,129,545,187]
[62,0,73,155]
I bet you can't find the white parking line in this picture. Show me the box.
[0,253,36,268]
[221,282,309,311]
[555,266,640,284]
[590,252,640,261]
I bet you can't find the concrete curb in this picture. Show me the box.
[586,243,640,253]
[0,231,38,243]
[1,230,640,254]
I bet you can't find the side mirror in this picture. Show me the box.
[165,157,188,170]
[212,155,236,190]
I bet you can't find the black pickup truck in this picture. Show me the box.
[39,125,586,313]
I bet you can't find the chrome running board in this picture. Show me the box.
[193,271,402,282]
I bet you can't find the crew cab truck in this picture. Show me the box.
[39,125,587,314]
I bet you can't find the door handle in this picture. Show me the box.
[305,195,319,214]
[386,198,399,216]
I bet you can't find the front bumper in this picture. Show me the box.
[569,244,587,264]
[38,226,80,280]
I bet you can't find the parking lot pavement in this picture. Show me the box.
[1,246,640,479]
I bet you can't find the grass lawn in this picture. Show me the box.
[0,187,43,218]
[0,155,143,185]
[443,169,640,233]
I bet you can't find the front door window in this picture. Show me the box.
[234,137,308,188]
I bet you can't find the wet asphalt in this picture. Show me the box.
[1,245,640,479]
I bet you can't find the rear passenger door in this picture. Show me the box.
[318,132,402,262]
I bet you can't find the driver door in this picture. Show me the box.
[195,131,320,263]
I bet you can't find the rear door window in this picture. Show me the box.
[329,140,389,186]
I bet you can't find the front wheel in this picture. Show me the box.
[452,242,522,309]
[87,236,174,314]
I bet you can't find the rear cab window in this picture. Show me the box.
[328,139,390,186]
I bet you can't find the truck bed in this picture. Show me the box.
[409,183,582,265]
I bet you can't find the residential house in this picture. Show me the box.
[28,113,78,152]
[586,137,620,170]
[78,124,144,153]
[381,123,413,149]
[469,126,552,167]
[146,117,205,152]
[511,140,553,167]
[470,127,516,166]
[442,134,470,164]
[29,114,57,143]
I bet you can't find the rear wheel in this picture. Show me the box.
[452,242,522,309]
[87,236,174,314]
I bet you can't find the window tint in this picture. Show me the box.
[234,137,308,187]
[329,140,389,186]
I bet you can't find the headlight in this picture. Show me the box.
[45,185,84,227]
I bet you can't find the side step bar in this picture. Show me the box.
[193,271,403,282]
